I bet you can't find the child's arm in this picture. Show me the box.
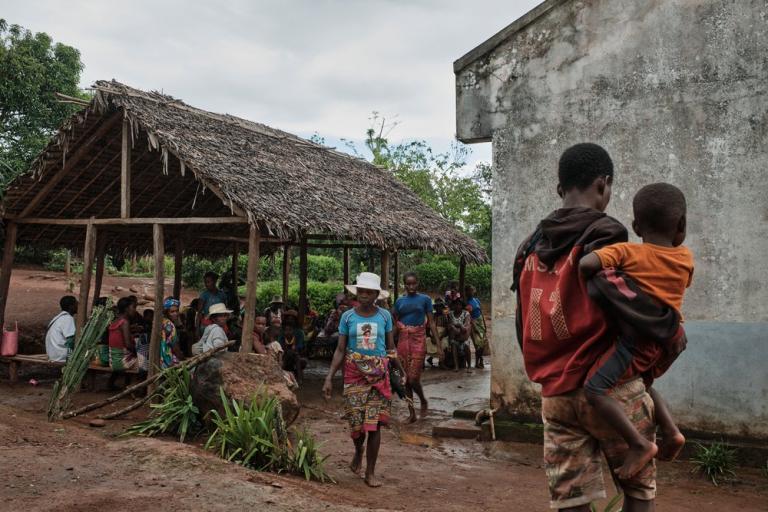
[578,252,603,278]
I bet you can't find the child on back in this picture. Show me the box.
[579,182,693,479]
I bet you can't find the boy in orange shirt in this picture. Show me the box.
[580,182,693,480]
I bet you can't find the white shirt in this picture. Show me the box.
[191,324,229,355]
[45,312,76,362]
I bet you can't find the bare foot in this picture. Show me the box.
[406,405,418,424]
[616,440,658,480]
[364,473,382,487]
[658,430,686,461]
[350,451,363,475]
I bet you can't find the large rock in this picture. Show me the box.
[190,352,300,426]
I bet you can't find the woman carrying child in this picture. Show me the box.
[108,297,143,389]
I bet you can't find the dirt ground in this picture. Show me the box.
[1,268,767,511]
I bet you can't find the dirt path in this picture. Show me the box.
[1,267,766,510]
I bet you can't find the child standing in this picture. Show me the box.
[580,182,693,479]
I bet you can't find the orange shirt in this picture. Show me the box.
[594,242,694,314]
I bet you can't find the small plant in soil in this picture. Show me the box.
[123,365,201,442]
[690,441,737,485]
[205,387,332,482]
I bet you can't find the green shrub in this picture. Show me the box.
[413,260,458,291]
[465,264,492,297]
[123,365,201,442]
[204,388,332,482]
[291,254,342,282]
[250,280,343,315]
[691,441,737,485]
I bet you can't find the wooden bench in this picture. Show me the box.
[0,353,139,385]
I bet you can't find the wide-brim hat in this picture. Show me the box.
[345,272,390,300]
[208,303,233,316]
[270,295,284,304]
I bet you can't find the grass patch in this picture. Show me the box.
[690,441,737,485]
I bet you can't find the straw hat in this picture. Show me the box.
[345,272,390,299]
[208,303,233,316]
[270,295,284,305]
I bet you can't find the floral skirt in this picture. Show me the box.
[396,322,427,382]
[343,352,392,439]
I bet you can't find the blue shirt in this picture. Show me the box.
[200,289,227,315]
[339,307,392,357]
[467,297,482,320]
[394,293,433,326]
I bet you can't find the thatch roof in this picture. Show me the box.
[1,80,486,263]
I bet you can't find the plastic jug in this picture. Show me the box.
[1,322,19,357]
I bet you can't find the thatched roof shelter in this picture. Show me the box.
[1,80,486,263]
[0,80,486,365]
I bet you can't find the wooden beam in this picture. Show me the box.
[458,257,467,300]
[343,246,350,286]
[173,239,184,299]
[231,243,240,301]
[120,118,131,218]
[0,222,18,329]
[393,251,400,300]
[148,224,165,383]
[298,238,308,326]
[92,234,107,305]
[240,225,260,353]
[198,234,287,245]
[76,221,97,338]
[282,245,291,304]
[13,216,248,226]
[19,113,122,218]
[380,250,390,295]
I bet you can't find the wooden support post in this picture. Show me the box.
[0,221,18,329]
[380,250,390,295]
[343,246,350,285]
[458,257,467,299]
[298,238,308,327]
[76,221,97,338]
[92,235,106,305]
[240,225,261,353]
[173,240,183,299]
[393,251,400,300]
[120,118,131,218]
[282,245,291,303]
[64,250,71,291]
[148,224,164,382]
[231,243,239,303]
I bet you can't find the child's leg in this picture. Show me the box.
[647,386,685,461]
[585,389,657,479]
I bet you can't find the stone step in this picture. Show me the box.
[433,418,483,439]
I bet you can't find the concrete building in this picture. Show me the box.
[455,0,768,439]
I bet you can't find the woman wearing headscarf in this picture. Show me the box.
[323,272,405,488]
[160,297,184,369]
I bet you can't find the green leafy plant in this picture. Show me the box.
[590,494,622,512]
[123,365,200,442]
[205,388,332,482]
[690,441,737,485]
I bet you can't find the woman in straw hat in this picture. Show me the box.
[323,272,405,487]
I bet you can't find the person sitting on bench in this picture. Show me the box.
[45,296,78,362]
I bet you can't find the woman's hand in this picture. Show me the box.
[322,377,333,401]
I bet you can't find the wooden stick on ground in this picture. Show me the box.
[61,341,234,419]
[97,394,151,420]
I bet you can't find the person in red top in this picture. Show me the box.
[512,144,685,511]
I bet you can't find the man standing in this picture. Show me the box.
[45,296,78,362]
[512,143,673,511]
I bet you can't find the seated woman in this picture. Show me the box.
[160,298,185,369]
[252,315,268,354]
[192,303,232,355]
[108,297,143,389]
[446,299,471,373]
[425,297,448,368]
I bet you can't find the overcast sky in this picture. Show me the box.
[5,0,541,167]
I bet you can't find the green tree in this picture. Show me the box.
[350,113,493,255]
[0,19,85,196]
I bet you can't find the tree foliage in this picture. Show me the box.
[0,19,85,196]
[346,113,492,256]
